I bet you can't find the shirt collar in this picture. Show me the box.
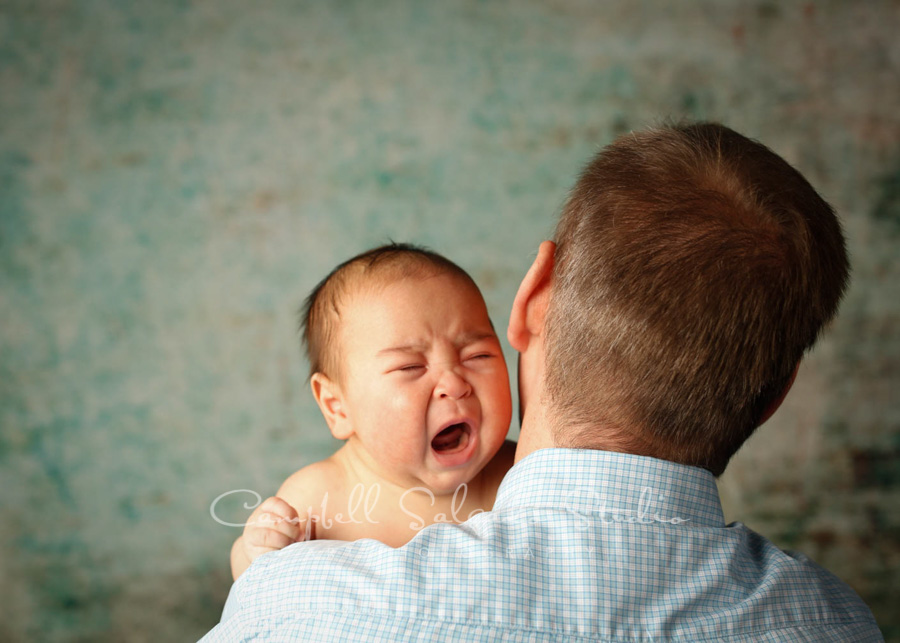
[494,448,725,528]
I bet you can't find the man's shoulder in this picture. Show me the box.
[225,521,479,624]
[211,497,884,642]
[722,522,881,638]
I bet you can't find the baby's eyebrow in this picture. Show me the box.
[454,330,498,348]
[376,343,428,357]
[375,331,497,357]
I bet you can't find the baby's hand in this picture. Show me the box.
[241,496,304,564]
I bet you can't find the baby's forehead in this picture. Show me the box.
[343,265,478,304]
[337,268,490,331]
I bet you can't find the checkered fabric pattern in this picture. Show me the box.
[201,449,883,642]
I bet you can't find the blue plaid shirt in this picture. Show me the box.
[202,449,882,641]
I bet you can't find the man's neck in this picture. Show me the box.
[515,397,654,464]
[513,399,557,463]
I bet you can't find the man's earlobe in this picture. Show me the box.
[311,373,354,440]
[508,240,556,352]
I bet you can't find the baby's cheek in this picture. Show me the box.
[485,372,513,401]
[387,392,417,415]
[388,383,428,410]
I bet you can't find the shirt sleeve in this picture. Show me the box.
[220,578,242,624]
[199,540,354,641]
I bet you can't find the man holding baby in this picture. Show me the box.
[202,122,882,642]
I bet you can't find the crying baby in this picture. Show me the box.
[230,244,515,580]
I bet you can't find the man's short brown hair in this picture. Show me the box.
[545,122,849,476]
[301,243,477,381]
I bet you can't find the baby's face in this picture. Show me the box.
[336,272,512,494]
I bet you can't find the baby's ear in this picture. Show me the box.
[310,373,354,440]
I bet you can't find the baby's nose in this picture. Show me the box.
[435,369,472,400]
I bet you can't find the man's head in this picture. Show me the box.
[512,122,849,476]
[301,243,512,492]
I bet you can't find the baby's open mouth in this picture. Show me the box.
[431,423,471,454]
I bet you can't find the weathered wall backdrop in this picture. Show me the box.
[1,1,898,640]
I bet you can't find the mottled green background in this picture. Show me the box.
[1,0,898,640]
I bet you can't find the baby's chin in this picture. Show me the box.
[422,463,484,497]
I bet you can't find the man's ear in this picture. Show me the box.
[507,240,556,352]
[311,373,354,440]
[757,362,801,427]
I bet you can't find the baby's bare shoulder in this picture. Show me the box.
[276,458,346,513]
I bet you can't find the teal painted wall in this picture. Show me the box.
[1,1,898,640]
